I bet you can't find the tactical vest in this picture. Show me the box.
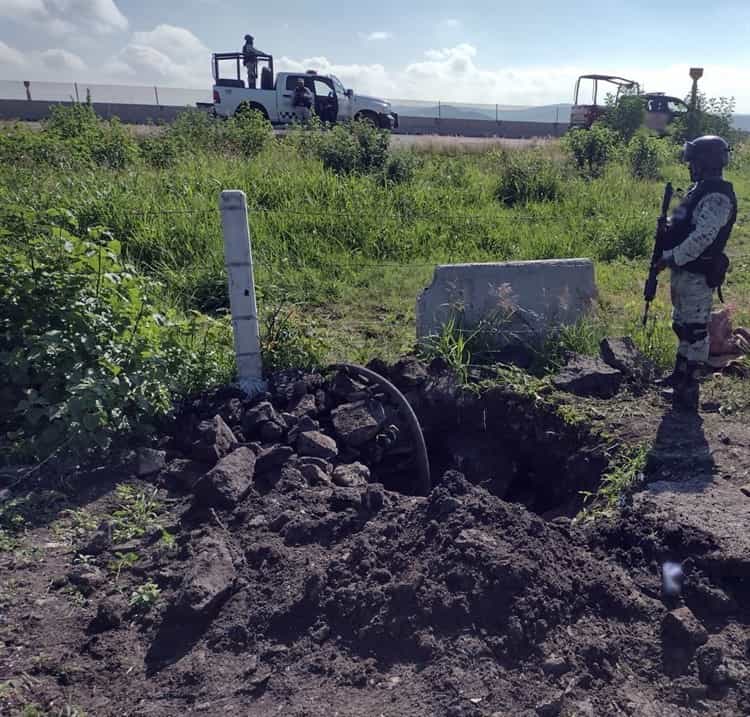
[667,178,737,275]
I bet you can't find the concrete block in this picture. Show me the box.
[416,259,596,347]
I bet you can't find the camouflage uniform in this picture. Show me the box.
[664,192,734,363]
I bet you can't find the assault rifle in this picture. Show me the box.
[642,182,674,326]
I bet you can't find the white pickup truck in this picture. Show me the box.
[211,51,398,130]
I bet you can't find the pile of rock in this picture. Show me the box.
[552,336,657,398]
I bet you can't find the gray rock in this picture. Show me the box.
[330,487,363,511]
[163,459,206,492]
[135,448,166,477]
[298,415,319,432]
[331,400,387,447]
[220,398,243,426]
[67,566,107,596]
[259,421,285,443]
[662,607,708,648]
[255,445,295,475]
[288,393,318,418]
[90,595,126,632]
[740,484,750,498]
[535,694,562,717]
[276,465,307,493]
[600,336,655,382]
[297,431,338,460]
[243,402,281,431]
[82,522,112,556]
[194,447,255,508]
[331,371,367,399]
[392,357,429,388]
[193,415,237,464]
[298,456,331,473]
[696,645,724,685]
[551,354,623,398]
[542,655,571,677]
[300,463,332,487]
[332,462,371,488]
[176,535,236,618]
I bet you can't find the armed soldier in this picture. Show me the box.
[654,135,737,409]
[242,35,260,88]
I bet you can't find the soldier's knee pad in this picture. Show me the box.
[685,322,708,344]
[672,322,689,341]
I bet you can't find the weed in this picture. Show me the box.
[261,304,326,373]
[111,485,161,543]
[563,125,619,177]
[495,151,564,206]
[418,316,478,384]
[108,550,140,582]
[578,444,648,520]
[129,579,161,611]
[58,509,98,542]
[627,131,668,180]
[0,529,17,552]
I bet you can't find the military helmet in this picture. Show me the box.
[681,135,730,172]
[244,34,254,42]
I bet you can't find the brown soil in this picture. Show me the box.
[1,364,749,717]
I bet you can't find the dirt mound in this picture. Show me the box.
[2,362,750,716]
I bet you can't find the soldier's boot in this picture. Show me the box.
[672,362,702,411]
[657,354,688,389]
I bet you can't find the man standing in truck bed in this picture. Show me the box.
[242,35,263,89]
[656,135,737,409]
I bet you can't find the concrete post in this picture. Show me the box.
[23,81,31,101]
[219,190,266,398]
[154,86,160,107]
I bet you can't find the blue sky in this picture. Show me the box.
[0,0,748,110]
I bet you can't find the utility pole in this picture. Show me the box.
[687,67,704,139]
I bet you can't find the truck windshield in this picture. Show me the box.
[330,76,346,95]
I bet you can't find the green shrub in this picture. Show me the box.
[602,94,645,141]
[89,118,138,169]
[383,152,418,184]
[226,108,274,157]
[261,305,326,372]
[495,151,564,206]
[317,125,362,174]
[350,120,389,171]
[627,131,666,179]
[0,213,233,461]
[45,102,100,140]
[563,124,619,177]
[138,133,180,168]
[670,94,738,143]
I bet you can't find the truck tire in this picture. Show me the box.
[235,101,269,121]
[355,111,378,127]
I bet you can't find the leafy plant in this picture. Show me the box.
[578,444,648,520]
[109,550,140,581]
[602,94,645,141]
[418,316,478,384]
[495,151,564,206]
[111,485,161,543]
[627,130,667,180]
[0,215,233,460]
[129,579,161,611]
[563,124,619,177]
[261,305,326,373]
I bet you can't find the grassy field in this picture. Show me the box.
[1,106,749,459]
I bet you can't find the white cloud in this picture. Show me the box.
[279,46,750,112]
[40,48,86,72]
[438,18,462,30]
[0,0,128,35]
[0,40,24,67]
[109,25,210,86]
[360,31,392,42]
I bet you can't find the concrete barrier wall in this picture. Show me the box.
[416,259,597,348]
[0,99,568,138]
[0,99,185,124]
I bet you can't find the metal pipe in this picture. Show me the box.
[329,363,431,496]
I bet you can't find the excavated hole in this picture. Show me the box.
[410,389,608,519]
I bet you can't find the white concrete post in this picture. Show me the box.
[219,190,266,398]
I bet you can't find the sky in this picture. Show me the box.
[0,0,749,111]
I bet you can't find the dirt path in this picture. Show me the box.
[1,368,749,716]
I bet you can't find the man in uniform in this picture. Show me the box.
[242,34,260,88]
[292,78,314,122]
[656,135,737,409]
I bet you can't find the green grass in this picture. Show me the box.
[2,109,750,413]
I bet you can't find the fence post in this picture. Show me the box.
[219,190,266,397]
[74,82,80,103]
[154,86,160,107]
[24,80,31,101]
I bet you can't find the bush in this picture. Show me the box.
[225,108,274,157]
[261,305,326,372]
[670,94,738,143]
[563,124,619,177]
[627,131,666,179]
[495,151,564,206]
[139,133,181,168]
[290,119,391,175]
[90,118,138,169]
[383,152,418,184]
[0,214,233,461]
[602,94,645,141]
